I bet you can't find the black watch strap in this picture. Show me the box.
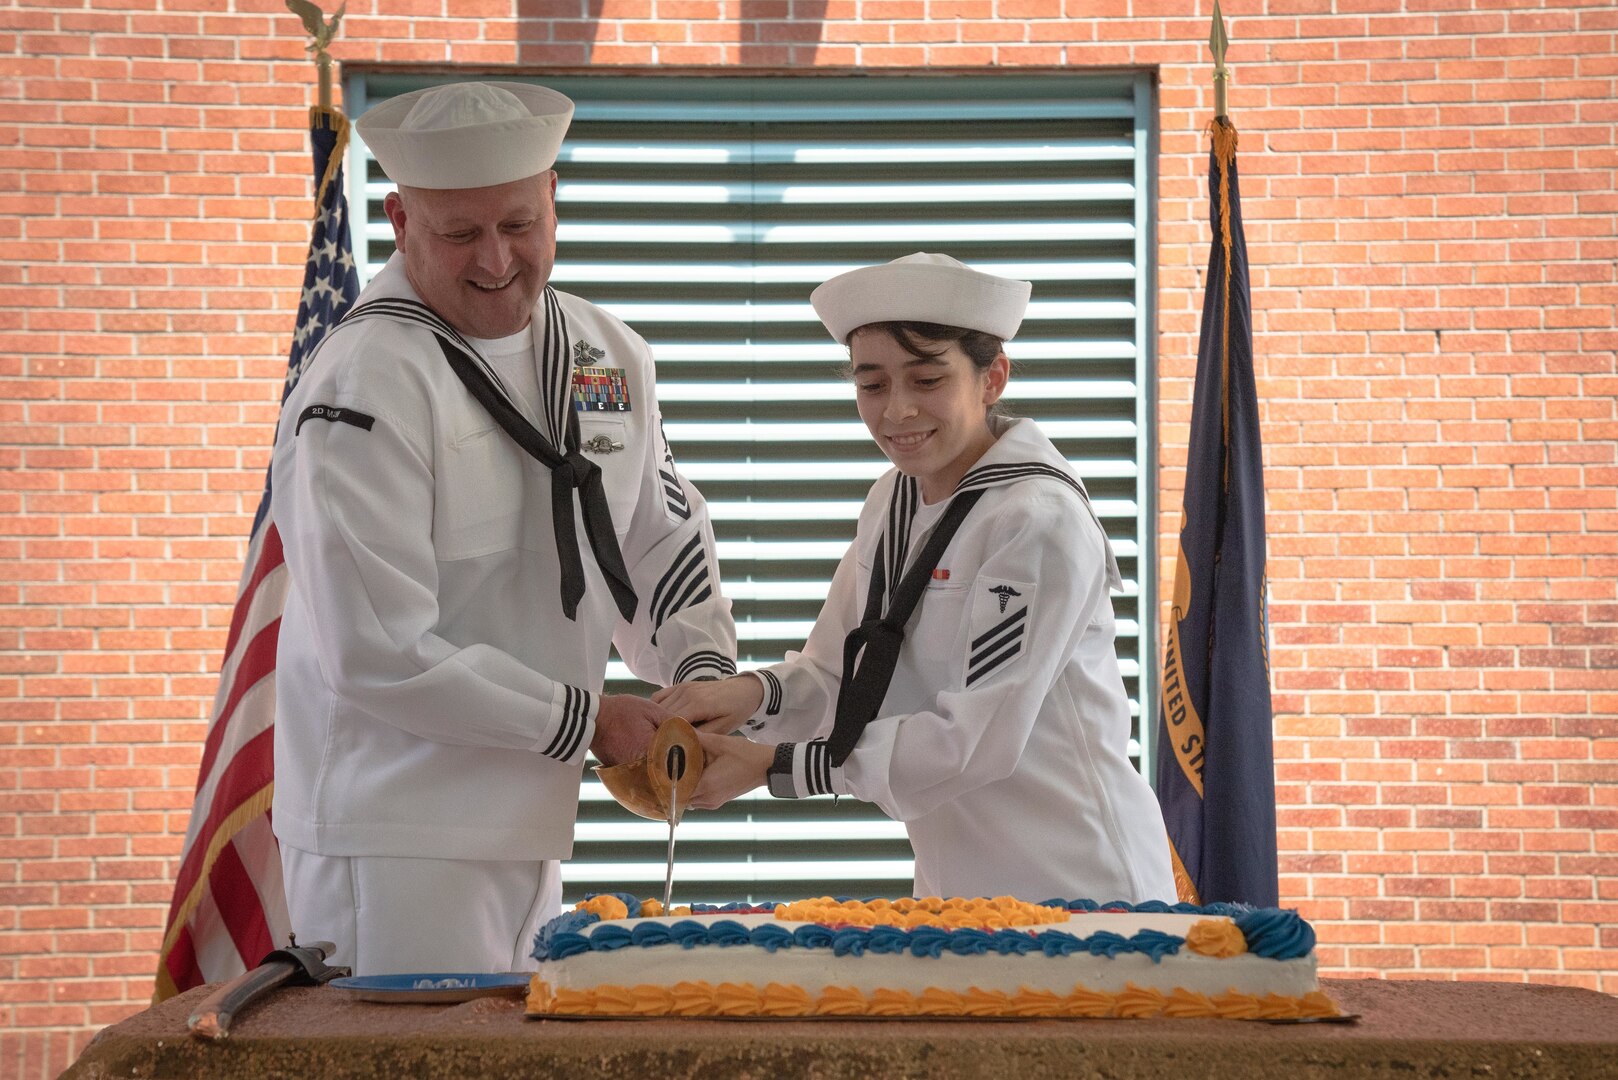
[766,743,797,799]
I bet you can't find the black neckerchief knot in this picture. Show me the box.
[553,451,597,489]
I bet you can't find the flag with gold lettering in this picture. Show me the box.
[1154,118,1278,908]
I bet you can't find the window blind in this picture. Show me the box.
[348,73,1156,905]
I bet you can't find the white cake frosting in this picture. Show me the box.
[526,897,1337,1019]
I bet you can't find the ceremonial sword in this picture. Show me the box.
[188,935,350,1040]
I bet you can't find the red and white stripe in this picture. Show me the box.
[155,521,292,999]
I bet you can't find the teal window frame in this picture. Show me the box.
[345,70,1159,904]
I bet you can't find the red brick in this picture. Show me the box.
[5,1,1616,1055]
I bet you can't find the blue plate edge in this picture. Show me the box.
[330,973,530,993]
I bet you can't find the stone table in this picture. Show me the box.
[64,978,1618,1080]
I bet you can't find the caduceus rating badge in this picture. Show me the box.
[990,584,1022,614]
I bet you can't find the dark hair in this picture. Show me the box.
[847,321,1005,371]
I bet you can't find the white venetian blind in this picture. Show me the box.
[349,73,1156,905]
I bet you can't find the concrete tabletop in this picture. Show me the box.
[64,978,1618,1079]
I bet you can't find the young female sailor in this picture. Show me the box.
[656,253,1175,904]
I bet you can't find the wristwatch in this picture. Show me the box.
[766,743,797,799]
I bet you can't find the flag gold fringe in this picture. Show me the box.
[152,781,275,1003]
[308,106,350,219]
[1168,836,1201,905]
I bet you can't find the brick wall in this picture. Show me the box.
[4,1,1615,1075]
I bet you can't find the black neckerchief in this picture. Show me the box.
[338,292,637,623]
[824,454,1116,766]
[826,480,985,766]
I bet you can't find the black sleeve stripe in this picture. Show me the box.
[651,574,709,643]
[657,422,693,521]
[650,537,706,640]
[675,659,728,682]
[650,535,704,621]
[541,684,592,761]
[674,651,735,685]
[666,576,711,621]
[970,614,1028,666]
[971,606,1028,651]
[969,629,1022,669]
[759,669,783,715]
[562,685,592,761]
[651,536,714,643]
[659,470,692,520]
[966,641,1023,688]
[539,689,571,758]
[802,740,834,797]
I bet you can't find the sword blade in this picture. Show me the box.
[662,792,679,910]
[188,960,298,1040]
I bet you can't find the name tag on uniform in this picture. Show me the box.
[572,366,632,413]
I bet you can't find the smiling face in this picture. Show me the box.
[383,172,557,339]
[849,326,1010,504]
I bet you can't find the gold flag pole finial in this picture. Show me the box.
[1209,0,1231,121]
[286,0,346,112]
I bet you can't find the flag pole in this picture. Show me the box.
[1155,0,1276,909]
[286,1,347,113]
[317,52,332,113]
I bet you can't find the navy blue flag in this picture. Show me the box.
[156,106,360,1000]
[1154,118,1278,908]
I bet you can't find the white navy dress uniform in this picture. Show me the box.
[745,254,1174,905]
[270,82,735,975]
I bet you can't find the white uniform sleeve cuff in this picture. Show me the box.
[745,667,785,733]
[536,682,596,765]
[672,650,736,684]
[777,740,845,799]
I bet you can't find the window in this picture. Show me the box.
[348,72,1157,904]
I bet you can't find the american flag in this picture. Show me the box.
[155,106,360,999]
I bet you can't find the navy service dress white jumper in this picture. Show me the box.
[746,415,1174,905]
[269,255,735,969]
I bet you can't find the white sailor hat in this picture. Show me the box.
[355,81,575,190]
[809,253,1033,344]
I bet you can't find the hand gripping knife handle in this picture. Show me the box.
[188,937,350,1041]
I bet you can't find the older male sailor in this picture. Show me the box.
[270,82,735,975]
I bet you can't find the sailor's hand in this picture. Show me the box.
[589,694,669,767]
[653,675,764,735]
[688,731,774,810]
